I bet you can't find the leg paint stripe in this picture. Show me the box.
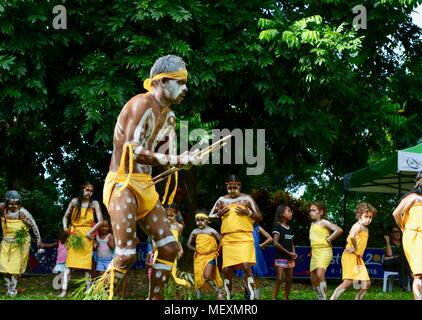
[115,247,137,256]
[155,236,177,248]
[153,263,173,271]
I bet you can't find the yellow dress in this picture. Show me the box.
[402,201,422,275]
[221,204,255,269]
[309,223,333,272]
[341,230,369,281]
[194,233,223,289]
[0,218,31,275]
[66,207,94,270]
[170,228,190,287]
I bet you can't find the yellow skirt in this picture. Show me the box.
[103,171,159,220]
[341,251,369,281]
[194,251,223,289]
[0,239,30,275]
[310,246,333,272]
[221,232,255,269]
[403,228,422,275]
[66,226,93,270]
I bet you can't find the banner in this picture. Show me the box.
[261,246,385,279]
[24,242,385,279]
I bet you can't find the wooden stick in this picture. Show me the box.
[146,135,232,189]
[152,166,178,182]
[194,135,231,156]
[152,136,231,182]
[197,142,227,159]
[145,168,182,189]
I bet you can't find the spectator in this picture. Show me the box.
[383,225,411,291]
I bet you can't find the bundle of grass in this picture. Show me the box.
[66,232,85,250]
[70,275,109,300]
[72,263,127,300]
[15,227,29,248]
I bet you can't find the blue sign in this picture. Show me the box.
[25,242,385,279]
[261,246,385,279]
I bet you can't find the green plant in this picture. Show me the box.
[66,233,85,250]
[70,275,110,300]
[15,227,28,248]
[164,271,195,300]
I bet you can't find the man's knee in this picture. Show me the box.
[115,254,137,269]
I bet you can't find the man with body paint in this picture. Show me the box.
[60,181,103,297]
[102,54,201,300]
[209,174,263,300]
[0,190,44,296]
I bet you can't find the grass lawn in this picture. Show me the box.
[0,270,414,300]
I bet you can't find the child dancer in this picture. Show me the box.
[145,237,157,300]
[42,231,68,291]
[187,210,224,300]
[93,218,115,276]
[309,201,343,300]
[330,202,377,300]
[272,204,296,300]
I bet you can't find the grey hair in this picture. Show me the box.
[5,190,22,203]
[149,55,186,78]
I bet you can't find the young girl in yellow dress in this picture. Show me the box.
[392,172,422,300]
[309,201,343,300]
[330,202,377,300]
[187,210,224,300]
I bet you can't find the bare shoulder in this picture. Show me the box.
[177,222,184,232]
[351,222,363,233]
[91,200,100,206]
[320,219,331,227]
[125,93,150,115]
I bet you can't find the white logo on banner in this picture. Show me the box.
[398,151,422,171]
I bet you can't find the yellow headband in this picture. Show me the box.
[195,213,209,220]
[143,69,188,92]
